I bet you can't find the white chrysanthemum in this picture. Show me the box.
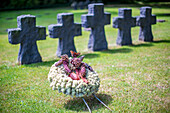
[48,61,100,97]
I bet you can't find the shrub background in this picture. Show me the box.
[1,0,169,10]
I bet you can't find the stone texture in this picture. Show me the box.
[81,3,111,51]
[113,8,136,46]
[48,13,82,57]
[136,7,156,42]
[8,15,46,64]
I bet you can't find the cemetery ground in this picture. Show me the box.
[0,5,169,113]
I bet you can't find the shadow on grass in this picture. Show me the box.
[132,43,154,47]
[83,53,100,59]
[153,40,170,43]
[24,53,100,67]
[24,60,57,67]
[24,40,167,67]
[102,48,133,54]
[155,13,170,17]
[23,48,132,67]
[64,93,113,112]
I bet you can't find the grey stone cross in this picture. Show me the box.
[8,15,46,64]
[81,3,111,51]
[136,7,156,42]
[48,13,81,57]
[113,8,136,46]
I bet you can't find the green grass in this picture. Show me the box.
[0,5,170,113]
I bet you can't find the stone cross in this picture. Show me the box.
[113,8,136,46]
[48,13,81,57]
[136,7,156,42]
[8,15,46,64]
[81,3,111,51]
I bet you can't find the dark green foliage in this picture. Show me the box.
[0,0,69,10]
[1,0,170,10]
[136,0,170,2]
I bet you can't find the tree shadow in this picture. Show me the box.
[155,13,170,17]
[64,93,113,112]
[131,40,170,47]
[24,60,57,67]
[102,48,132,54]
[23,53,100,67]
[82,53,100,59]
[23,40,168,67]
[153,40,170,43]
[132,43,153,47]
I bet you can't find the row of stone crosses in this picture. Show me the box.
[8,3,156,65]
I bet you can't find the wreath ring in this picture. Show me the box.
[48,60,100,97]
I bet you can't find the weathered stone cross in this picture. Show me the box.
[136,7,156,42]
[48,13,81,57]
[8,15,46,64]
[81,3,111,51]
[113,8,136,46]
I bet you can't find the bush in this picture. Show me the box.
[0,0,69,10]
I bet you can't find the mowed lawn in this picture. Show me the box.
[0,5,170,113]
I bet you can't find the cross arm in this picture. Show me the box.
[74,23,82,36]
[112,17,123,28]
[104,12,111,25]
[48,24,63,38]
[8,28,21,44]
[81,14,93,28]
[151,14,156,25]
[136,16,145,26]
[36,26,46,40]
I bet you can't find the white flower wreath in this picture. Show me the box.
[48,60,100,97]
